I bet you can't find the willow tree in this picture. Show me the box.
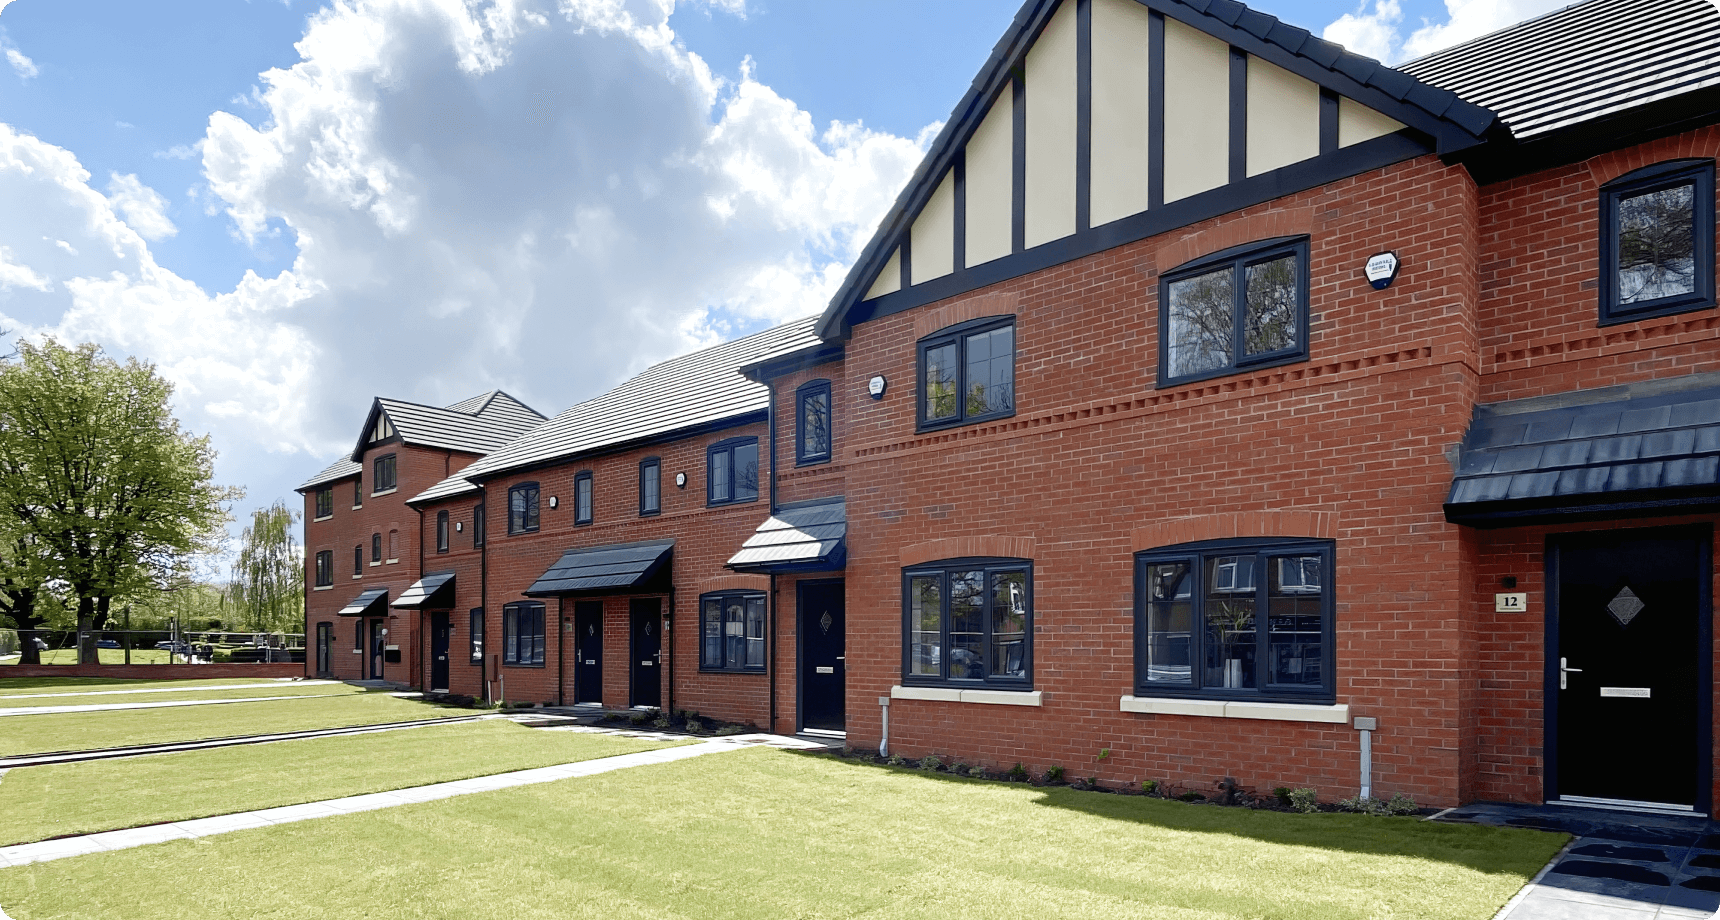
[229,501,303,634]
[0,340,241,662]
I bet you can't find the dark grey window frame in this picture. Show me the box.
[353,477,362,508]
[469,608,484,664]
[370,533,381,564]
[639,457,661,517]
[1598,159,1716,326]
[372,453,397,494]
[706,437,760,507]
[314,487,333,519]
[508,482,540,534]
[314,550,333,587]
[698,590,767,673]
[795,378,833,466]
[435,510,449,553]
[1132,537,1336,704]
[915,316,1016,432]
[352,544,362,576]
[574,471,593,526]
[900,557,1033,689]
[473,503,485,548]
[1157,236,1310,388]
[501,600,546,667]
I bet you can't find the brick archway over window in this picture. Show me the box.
[913,291,1021,340]
[1154,206,1316,273]
[1130,510,1338,553]
[901,536,1037,567]
[695,574,770,597]
[1586,132,1719,187]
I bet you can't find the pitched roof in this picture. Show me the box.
[1400,0,1720,140]
[524,540,675,597]
[297,390,547,492]
[408,317,823,505]
[726,498,847,573]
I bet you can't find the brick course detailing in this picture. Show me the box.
[912,291,1022,340]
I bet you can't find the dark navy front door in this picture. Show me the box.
[800,581,845,732]
[574,601,603,704]
[430,612,450,692]
[630,598,661,708]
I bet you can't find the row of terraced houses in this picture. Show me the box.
[301,0,1720,814]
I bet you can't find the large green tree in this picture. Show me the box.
[0,339,242,662]
[229,501,303,634]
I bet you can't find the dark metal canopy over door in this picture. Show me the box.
[574,601,603,705]
[1549,525,1712,811]
[630,598,661,709]
[430,612,450,692]
[800,581,845,732]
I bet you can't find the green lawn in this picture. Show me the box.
[0,683,362,709]
[0,721,683,846]
[0,677,313,694]
[0,748,1565,920]
[0,692,466,756]
[0,648,305,666]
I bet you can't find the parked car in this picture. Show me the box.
[96,639,120,649]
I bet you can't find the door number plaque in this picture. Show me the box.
[1495,593,1526,612]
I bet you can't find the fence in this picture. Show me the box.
[0,629,306,666]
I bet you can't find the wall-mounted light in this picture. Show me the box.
[455,522,463,532]
[675,472,687,488]
[548,495,559,509]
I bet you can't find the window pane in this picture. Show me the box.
[532,608,545,665]
[641,464,659,513]
[1204,556,1256,690]
[1618,183,1696,304]
[990,571,1027,679]
[525,488,538,530]
[909,575,941,676]
[924,343,958,420]
[503,609,518,664]
[711,451,730,502]
[1244,255,1298,357]
[702,599,721,668]
[1167,268,1234,378]
[1145,562,1192,684]
[948,571,985,679]
[746,597,766,669]
[965,326,1014,417]
[724,599,746,670]
[1268,555,1323,687]
[510,489,525,531]
[735,442,759,501]
[802,390,830,458]
[577,477,591,522]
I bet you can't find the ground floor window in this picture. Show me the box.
[902,558,1031,687]
[502,601,545,667]
[700,591,765,672]
[1135,538,1334,702]
[469,608,484,664]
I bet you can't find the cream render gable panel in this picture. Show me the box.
[1163,18,1230,203]
[1090,0,1153,227]
[910,171,957,285]
[1339,96,1407,147]
[865,248,901,300]
[1246,57,1320,176]
[966,89,1015,268]
[1024,0,1078,248]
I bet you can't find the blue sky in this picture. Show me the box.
[0,0,1562,574]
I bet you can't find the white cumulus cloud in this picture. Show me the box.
[105,172,177,241]
[1322,0,1569,64]
[4,44,34,79]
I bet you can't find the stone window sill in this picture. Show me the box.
[1119,695,1348,724]
[890,685,1042,707]
[313,585,333,591]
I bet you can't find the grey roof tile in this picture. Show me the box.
[727,499,847,572]
[298,458,362,492]
[1671,399,1720,428]
[300,390,546,493]
[524,540,674,596]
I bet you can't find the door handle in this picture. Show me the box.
[836,656,846,661]
[1560,657,1583,690]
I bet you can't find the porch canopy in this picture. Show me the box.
[391,572,455,609]
[1446,374,1720,527]
[524,539,673,597]
[726,498,846,573]
[338,587,389,617]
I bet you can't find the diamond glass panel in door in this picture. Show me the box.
[1145,562,1192,684]
[948,571,985,678]
[990,570,1027,678]
[1266,555,1322,688]
[924,342,958,421]
[909,575,941,676]
[1243,255,1298,358]
[702,598,721,668]
[964,326,1014,417]
[734,441,759,502]
[1205,555,1256,690]
[1167,268,1234,378]
[1618,183,1696,304]
[745,595,766,668]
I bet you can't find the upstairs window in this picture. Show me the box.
[372,454,397,494]
[639,458,661,516]
[314,550,333,587]
[473,503,485,547]
[903,558,1032,688]
[1600,159,1715,325]
[707,438,759,506]
[387,529,398,562]
[796,379,833,465]
[435,511,449,553]
[353,545,362,576]
[371,533,381,564]
[1159,238,1309,386]
[353,478,362,509]
[574,471,593,525]
[1134,538,1334,703]
[700,591,766,673]
[314,487,333,519]
[502,601,545,667]
[918,318,1014,431]
[508,483,539,534]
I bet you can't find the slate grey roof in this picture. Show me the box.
[338,587,390,617]
[1400,0,1720,139]
[727,499,846,573]
[1446,373,1720,525]
[524,540,675,597]
[298,390,546,492]
[409,317,823,505]
[299,457,362,492]
[391,572,456,610]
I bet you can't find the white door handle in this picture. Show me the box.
[1560,657,1583,690]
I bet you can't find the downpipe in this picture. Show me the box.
[878,696,890,758]
[1355,716,1376,800]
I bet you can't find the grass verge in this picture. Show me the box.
[0,722,684,845]
[0,747,1565,920]
[0,683,364,709]
[0,692,465,757]
[0,677,309,694]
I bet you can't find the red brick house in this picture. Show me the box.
[303,0,1720,814]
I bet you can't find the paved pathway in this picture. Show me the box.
[0,730,822,870]
[0,691,409,718]
[0,681,339,701]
